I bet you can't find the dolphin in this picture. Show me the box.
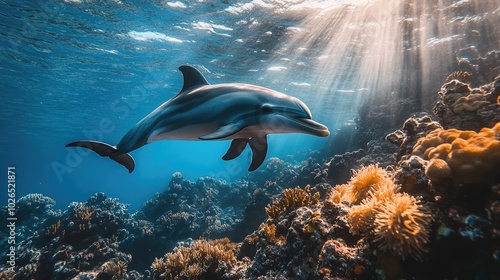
[66,65,329,172]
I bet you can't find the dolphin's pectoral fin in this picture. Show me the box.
[248,135,268,171]
[222,138,249,160]
[199,122,244,140]
[65,140,135,173]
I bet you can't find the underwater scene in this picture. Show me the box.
[1,0,500,279]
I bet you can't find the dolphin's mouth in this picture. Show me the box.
[291,117,330,137]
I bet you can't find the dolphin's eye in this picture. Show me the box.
[262,104,273,114]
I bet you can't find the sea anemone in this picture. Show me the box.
[347,198,377,235]
[372,193,431,261]
[328,184,350,204]
[348,164,393,204]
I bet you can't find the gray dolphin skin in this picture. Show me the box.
[66,65,330,172]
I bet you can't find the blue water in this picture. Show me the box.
[0,0,356,210]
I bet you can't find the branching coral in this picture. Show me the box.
[152,238,236,280]
[372,193,431,261]
[74,205,95,231]
[412,122,500,183]
[101,260,127,278]
[260,223,286,244]
[265,185,319,219]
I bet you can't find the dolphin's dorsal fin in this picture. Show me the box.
[178,65,209,93]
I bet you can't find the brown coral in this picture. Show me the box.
[451,93,490,114]
[265,185,319,219]
[433,77,500,130]
[152,238,236,280]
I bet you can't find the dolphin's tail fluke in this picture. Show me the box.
[65,141,135,173]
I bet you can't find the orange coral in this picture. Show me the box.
[425,158,452,181]
[347,199,377,235]
[328,184,350,204]
[413,122,500,184]
[329,164,395,205]
[372,193,431,261]
[348,164,392,204]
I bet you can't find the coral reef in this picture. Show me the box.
[241,191,374,279]
[2,48,500,280]
[0,193,140,280]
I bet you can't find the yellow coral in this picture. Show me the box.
[413,122,500,184]
[372,193,431,261]
[265,185,319,219]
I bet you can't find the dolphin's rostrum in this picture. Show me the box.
[66,65,330,172]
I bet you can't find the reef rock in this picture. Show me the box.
[433,74,500,130]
